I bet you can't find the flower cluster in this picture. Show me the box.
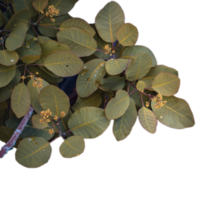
[40,109,65,135]
[21,72,43,88]
[104,44,112,54]
[153,94,167,109]
[40,5,60,22]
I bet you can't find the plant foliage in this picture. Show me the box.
[0,0,195,168]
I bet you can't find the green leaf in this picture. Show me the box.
[32,114,48,129]
[38,13,71,37]
[57,27,97,57]
[151,96,195,129]
[105,90,130,120]
[106,58,128,75]
[68,107,110,138]
[126,52,152,81]
[0,65,16,87]
[39,66,60,78]
[35,40,70,65]
[113,97,137,141]
[5,22,28,51]
[100,76,125,91]
[4,8,31,31]
[95,1,124,42]
[38,36,52,44]
[0,10,4,27]
[122,45,157,67]
[117,23,138,46]
[0,69,21,103]
[60,136,85,158]
[0,50,19,66]
[138,106,157,133]
[16,137,52,168]
[140,65,179,89]
[152,72,180,96]
[136,81,145,92]
[60,18,95,37]
[32,0,48,12]
[44,50,83,77]
[11,83,31,118]
[39,85,70,118]
[76,59,106,98]
[72,90,102,111]
[16,34,42,64]
[59,110,72,133]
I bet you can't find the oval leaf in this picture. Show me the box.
[138,106,157,133]
[0,50,19,66]
[117,23,138,46]
[106,58,128,75]
[151,96,195,129]
[95,1,124,42]
[39,85,70,118]
[44,50,83,77]
[136,81,145,92]
[11,83,31,118]
[126,52,152,81]
[152,72,180,96]
[113,98,137,141]
[60,136,85,158]
[5,22,28,51]
[0,65,16,87]
[76,59,106,98]
[105,90,130,120]
[16,137,52,168]
[60,18,95,37]
[68,107,110,138]
[32,114,48,129]
[32,0,48,12]
[57,27,97,57]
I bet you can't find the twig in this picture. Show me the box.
[129,89,137,96]
[0,3,7,8]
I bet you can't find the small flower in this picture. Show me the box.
[54,115,59,121]
[39,119,45,123]
[146,102,149,107]
[51,18,55,22]
[21,75,26,80]
[61,111,65,117]
[49,129,54,135]
[46,119,50,123]
[104,44,112,54]
[33,81,38,87]
[35,72,39,75]
[40,10,44,14]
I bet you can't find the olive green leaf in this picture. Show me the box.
[151,96,195,129]
[152,72,180,96]
[95,1,124,42]
[105,90,130,120]
[0,65,16,88]
[35,40,70,65]
[117,23,138,46]
[72,90,102,111]
[11,83,31,118]
[44,50,83,77]
[38,13,71,37]
[60,136,85,158]
[31,0,48,13]
[140,65,179,89]
[59,110,72,133]
[68,107,110,138]
[39,85,70,118]
[106,58,129,75]
[136,81,145,92]
[27,79,49,113]
[0,69,21,103]
[76,59,106,98]
[39,66,60,78]
[32,114,48,129]
[57,27,97,57]
[12,0,38,16]
[126,52,152,81]
[16,137,52,168]
[5,22,28,51]
[122,45,157,67]
[38,36,52,44]
[100,76,125,91]
[5,9,31,31]
[60,18,95,37]
[0,50,19,66]
[16,34,42,64]
[113,97,137,141]
[138,106,157,133]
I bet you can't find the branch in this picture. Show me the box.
[0,106,34,158]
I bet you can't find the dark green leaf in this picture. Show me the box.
[0,64,16,87]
